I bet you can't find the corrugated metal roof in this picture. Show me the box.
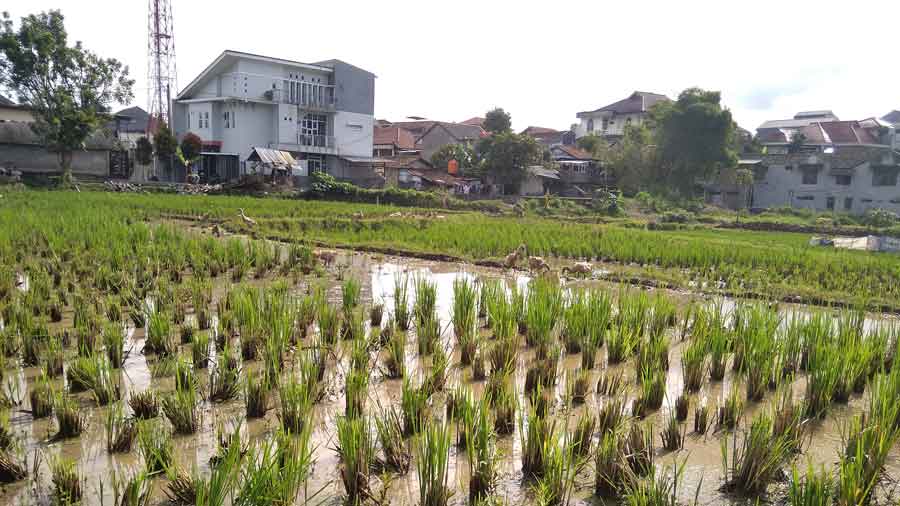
[528,166,560,179]
[247,147,296,166]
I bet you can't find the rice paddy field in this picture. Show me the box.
[0,188,899,506]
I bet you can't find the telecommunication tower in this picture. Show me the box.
[147,0,177,127]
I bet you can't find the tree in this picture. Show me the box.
[483,107,512,134]
[476,131,542,190]
[0,10,134,182]
[576,133,605,154]
[650,88,737,195]
[606,123,657,194]
[178,132,202,166]
[431,143,474,171]
[153,122,177,160]
[135,136,153,165]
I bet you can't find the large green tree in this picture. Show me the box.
[483,107,512,134]
[476,131,542,190]
[430,143,474,171]
[606,123,657,194]
[650,88,736,195]
[0,10,134,182]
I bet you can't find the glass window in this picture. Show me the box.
[844,197,853,210]
[800,164,820,184]
[587,119,593,132]
[826,196,835,210]
[835,175,851,185]
[873,168,898,186]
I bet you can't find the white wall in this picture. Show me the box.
[277,103,299,144]
[333,111,374,158]
[224,102,275,160]
[576,112,646,138]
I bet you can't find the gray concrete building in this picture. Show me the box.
[751,115,900,214]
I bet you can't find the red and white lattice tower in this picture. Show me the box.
[147,0,177,128]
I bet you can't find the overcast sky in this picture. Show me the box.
[4,0,898,132]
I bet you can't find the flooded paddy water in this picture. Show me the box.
[1,230,898,506]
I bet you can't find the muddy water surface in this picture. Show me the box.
[2,247,898,506]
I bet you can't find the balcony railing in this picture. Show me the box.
[297,134,335,149]
[218,72,335,110]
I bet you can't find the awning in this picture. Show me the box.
[528,166,560,180]
[247,147,296,167]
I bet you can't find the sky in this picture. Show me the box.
[4,0,898,132]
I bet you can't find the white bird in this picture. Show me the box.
[238,208,257,226]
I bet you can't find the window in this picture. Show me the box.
[826,196,835,210]
[844,197,853,211]
[602,118,609,131]
[872,167,898,186]
[587,119,594,132]
[301,114,328,146]
[224,111,230,129]
[796,195,815,201]
[835,174,851,185]
[800,164,820,185]
[306,154,326,173]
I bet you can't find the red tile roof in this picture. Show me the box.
[763,120,882,145]
[553,144,594,160]
[374,126,416,150]
[460,117,485,127]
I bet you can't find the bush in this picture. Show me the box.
[660,211,690,224]
[305,172,502,212]
[861,208,898,228]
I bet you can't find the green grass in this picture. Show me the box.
[415,420,452,506]
[336,416,375,505]
[49,455,82,505]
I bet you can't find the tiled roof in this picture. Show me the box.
[111,106,151,133]
[552,144,594,160]
[389,120,437,137]
[577,91,670,117]
[374,126,416,150]
[521,126,561,136]
[882,110,900,125]
[758,111,839,130]
[419,122,486,143]
[762,120,881,145]
[460,117,485,127]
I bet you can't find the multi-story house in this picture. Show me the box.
[751,115,900,214]
[172,50,376,183]
[883,110,900,147]
[575,91,669,139]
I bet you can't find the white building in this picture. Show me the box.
[574,91,669,139]
[172,50,377,183]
